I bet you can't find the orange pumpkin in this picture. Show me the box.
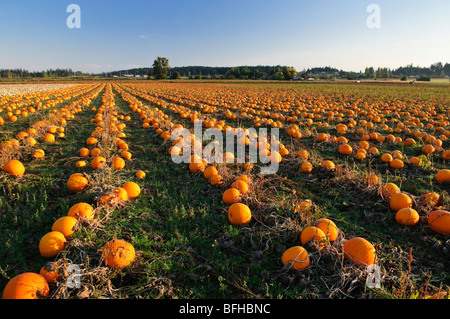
[300,226,327,248]
[33,149,45,159]
[381,182,400,199]
[68,202,95,220]
[343,237,376,267]
[390,159,404,169]
[79,148,90,157]
[222,188,241,205]
[52,216,78,237]
[390,193,413,211]
[67,173,88,192]
[436,169,450,183]
[320,160,335,170]
[91,156,107,170]
[428,210,450,235]
[300,162,313,173]
[102,239,136,269]
[281,246,310,270]
[314,218,339,241]
[111,187,129,202]
[231,180,249,195]
[39,231,67,258]
[210,174,223,186]
[395,208,420,226]
[203,166,218,179]
[39,262,60,284]
[2,273,49,299]
[338,144,353,155]
[136,170,146,179]
[3,159,25,176]
[112,157,125,170]
[228,203,251,225]
[122,181,141,199]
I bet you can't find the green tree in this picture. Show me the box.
[171,71,181,79]
[283,67,297,80]
[152,57,170,79]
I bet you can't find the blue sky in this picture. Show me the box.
[0,0,449,73]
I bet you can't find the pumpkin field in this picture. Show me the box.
[0,80,449,300]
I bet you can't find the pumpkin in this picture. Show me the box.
[52,216,78,236]
[343,237,376,267]
[136,170,146,179]
[79,148,90,157]
[300,226,327,249]
[320,160,335,170]
[422,144,435,154]
[338,144,353,155]
[90,148,101,157]
[201,165,218,180]
[210,174,223,186]
[91,156,107,170]
[420,192,440,207]
[102,239,136,269]
[428,210,450,235]
[67,173,88,192]
[121,150,132,160]
[68,202,95,220]
[3,159,25,176]
[381,154,393,163]
[222,188,241,204]
[39,262,60,284]
[189,161,206,173]
[111,187,129,202]
[44,133,55,143]
[39,231,67,258]
[297,150,309,159]
[408,157,420,166]
[231,179,249,195]
[228,203,251,225]
[122,181,141,199]
[112,157,125,170]
[395,208,420,226]
[300,162,313,173]
[436,169,450,183]
[281,246,310,270]
[314,218,339,241]
[86,137,98,146]
[2,273,49,299]
[390,159,404,169]
[33,149,45,159]
[381,182,400,199]
[390,193,413,211]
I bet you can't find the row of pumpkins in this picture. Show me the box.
[2,84,142,299]
[0,84,97,125]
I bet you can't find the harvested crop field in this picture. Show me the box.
[0,80,449,301]
[0,83,77,97]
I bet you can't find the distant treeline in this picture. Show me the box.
[105,65,298,80]
[0,68,86,78]
[106,62,450,80]
[2,62,450,80]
